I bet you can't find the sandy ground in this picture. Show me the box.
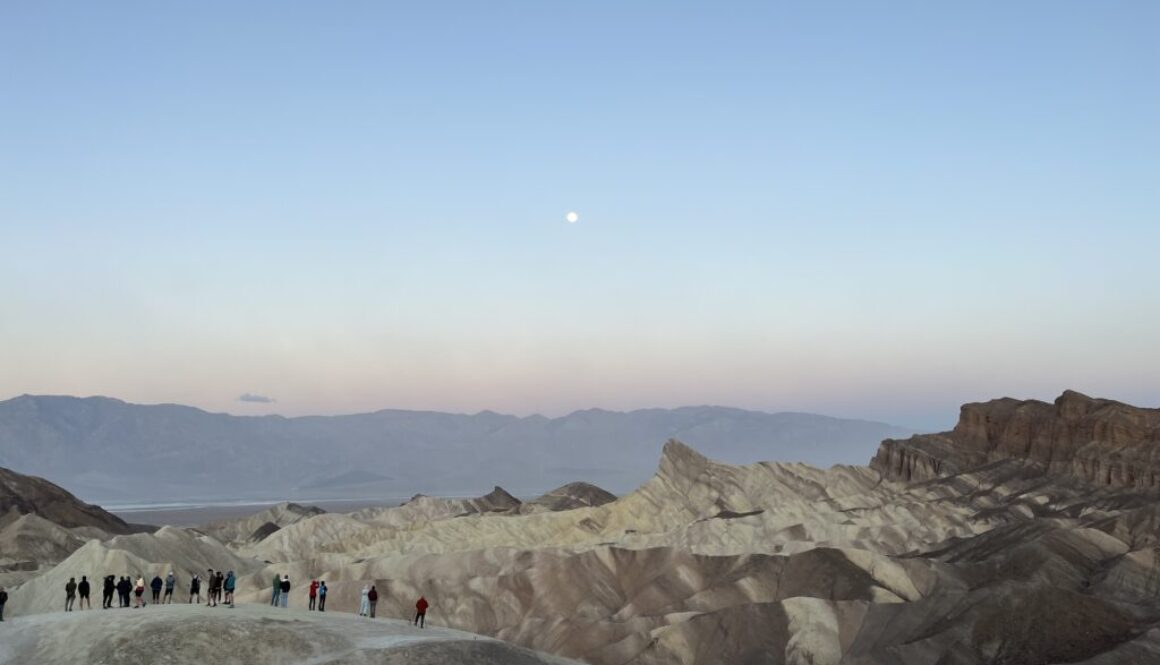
[0,602,576,665]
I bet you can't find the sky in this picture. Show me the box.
[1,1,1157,431]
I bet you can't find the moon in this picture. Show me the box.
[565,211,579,224]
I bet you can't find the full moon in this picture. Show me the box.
[565,211,579,223]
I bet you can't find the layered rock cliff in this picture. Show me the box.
[872,390,1160,489]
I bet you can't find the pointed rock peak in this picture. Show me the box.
[1055,390,1100,418]
[656,439,714,485]
[482,486,522,506]
[661,439,709,465]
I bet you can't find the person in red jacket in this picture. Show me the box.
[308,580,319,611]
[414,595,429,628]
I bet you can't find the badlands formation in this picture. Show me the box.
[2,390,1160,664]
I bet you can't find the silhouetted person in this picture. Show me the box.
[150,575,163,604]
[368,585,378,618]
[102,575,115,609]
[0,586,7,621]
[414,596,428,628]
[270,573,281,606]
[164,571,176,603]
[279,575,290,607]
[65,577,77,611]
[317,581,327,612]
[215,571,225,605]
[117,576,131,607]
[308,580,318,611]
[189,574,201,604]
[78,576,91,610]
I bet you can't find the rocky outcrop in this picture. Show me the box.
[0,466,133,534]
[198,502,326,546]
[528,482,617,512]
[872,391,1160,489]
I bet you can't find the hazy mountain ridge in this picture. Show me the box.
[0,395,912,502]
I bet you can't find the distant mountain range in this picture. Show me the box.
[0,395,913,502]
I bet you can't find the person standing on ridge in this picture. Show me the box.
[189,574,201,604]
[279,575,290,608]
[102,575,115,609]
[308,579,318,611]
[205,570,216,606]
[164,571,176,604]
[65,577,77,611]
[414,595,429,628]
[271,573,281,606]
[78,576,91,610]
[359,584,370,617]
[368,585,378,618]
[150,575,163,604]
[117,576,131,608]
[0,586,7,621]
[317,581,327,612]
[224,571,236,608]
[134,576,146,608]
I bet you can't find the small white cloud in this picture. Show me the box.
[238,393,275,404]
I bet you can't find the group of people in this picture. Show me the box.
[58,570,237,611]
[270,574,295,608]
[13,572,430,628]
[63,576,91,610]
[290,577,427,627]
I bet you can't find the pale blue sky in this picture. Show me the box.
[2,1,1157,430]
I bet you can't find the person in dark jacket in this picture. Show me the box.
[189,574,201,604]
[65,577,77,612]
[368,585,379,618]
[163,571,176,604]
[102,575,115,609]
[150,575,163,604]
[414,596,429,628]
[117,576,131,608]
[317,581,327,612]
[78,576,91,610]
[0,586,7,621]
[279,575,290,608]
